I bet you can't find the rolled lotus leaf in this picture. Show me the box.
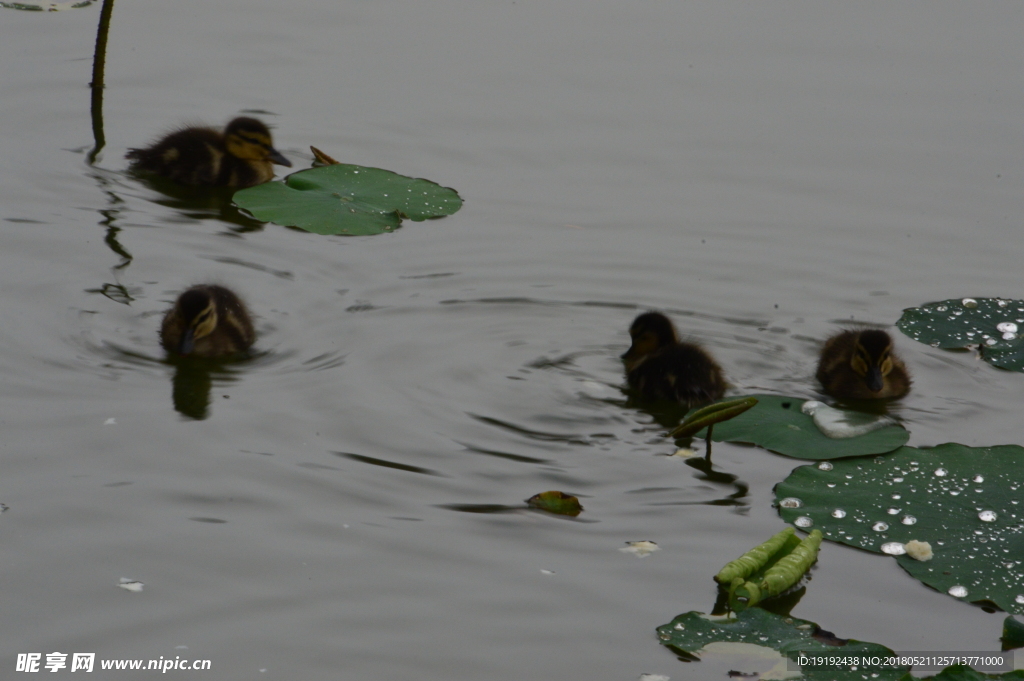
[729,530,822,611]
[732,581,763,608]
[670,396,759,439]
[715,527,796,584]
[760,530,822,597]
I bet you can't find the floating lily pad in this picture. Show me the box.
[526,490,582,516]
[657,608,907,681]
[1002,616,1024,651]
[776,444,1024,614]
[233,164,463,235]
[896,298,1024,371]
[695,394,908,460]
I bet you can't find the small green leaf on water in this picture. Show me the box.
[526,490,582,516]
[1002,616,1024,651]
[897,297,1024,371]
[233,164,463,236]
[696,394,908,460]
[669,396,759,439]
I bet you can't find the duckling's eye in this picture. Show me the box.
[237,133,272,151]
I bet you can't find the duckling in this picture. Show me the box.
[126,117,291,188]
[160,285,255,358]
[816,329,911,400]
[621,311,726,407]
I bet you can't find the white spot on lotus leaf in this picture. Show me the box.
[800,401,897,439]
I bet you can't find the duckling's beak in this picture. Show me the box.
[864,365,884,392]
[178,328,196,355]
[268,148,292,167]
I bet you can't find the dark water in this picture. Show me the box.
[2,1,1023,679]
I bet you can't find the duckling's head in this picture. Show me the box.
[850,329,897,393]
[176,288,219,355]
[621,312,679,368]
[223,117,292,168]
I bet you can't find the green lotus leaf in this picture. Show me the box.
[657,608,908,681]
[233,164,463,235]
[526,490,582,517]
[776,444,1024,614]
[670,396,758,439]
[695,394,908,460]
[715,527,798,585]
[1002,616,1024,651]
[896,298,1024,371]
[725,530,822,611]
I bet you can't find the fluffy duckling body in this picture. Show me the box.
[816,329,910,400]
[621,312,726,407]
[160,285,255,358]
[127,117,291,188]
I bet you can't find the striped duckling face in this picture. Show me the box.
[175,288,219,355]
[849,329,897,393]
[223,117,291,167]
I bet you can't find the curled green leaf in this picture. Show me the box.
[730,530,822,610]
[715,527,796,584]
[669,396,759,439]
[761,530,822,595]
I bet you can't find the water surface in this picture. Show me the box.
[2,1,1024,679]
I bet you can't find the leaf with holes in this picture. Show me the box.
[657,608,908,680]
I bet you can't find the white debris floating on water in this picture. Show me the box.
[621,541,661,558]
[118,578,144,592]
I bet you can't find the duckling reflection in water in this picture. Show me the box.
[161,285,255,358]
[126,117,291,188]
[816,329,910,400]
[621,312,725,407]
